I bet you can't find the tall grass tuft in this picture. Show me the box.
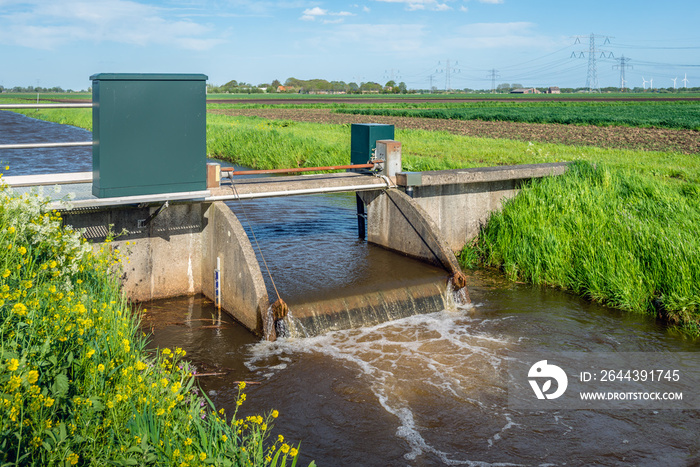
[207,115,346,170]
[0,181,305,465]
[466,162,700,335]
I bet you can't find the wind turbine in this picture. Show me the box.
[672,77,678,89]
[642,77,649,90]
[682,73,689,88]
[649,78,653,90]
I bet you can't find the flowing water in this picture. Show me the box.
[4,110,699,466]
[225,194,452,337]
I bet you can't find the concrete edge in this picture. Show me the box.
[202,201,269,336]
[397,162,570,187]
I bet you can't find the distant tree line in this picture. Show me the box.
[486,83,700,94]
[0,85,83,93]
[207,78,411,94]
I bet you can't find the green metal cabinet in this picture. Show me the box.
[350,123,395,166]
[90,73,208,198]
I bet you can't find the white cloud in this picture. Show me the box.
[302,6,327,16]
[374,0,452,11]
[478,0,504,3]
[0,0,224,50]
[299,6,355,22]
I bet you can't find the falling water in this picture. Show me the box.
[226,192,456,338]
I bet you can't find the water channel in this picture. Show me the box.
[2,110,698,466]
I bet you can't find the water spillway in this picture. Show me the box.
[225,192,461,338]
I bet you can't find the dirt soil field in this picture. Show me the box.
[211,108,700,155]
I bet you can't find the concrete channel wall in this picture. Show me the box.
[200,202,269,333]
[395,163,569,252]
[358,188,462,276]
[63,201,269,335]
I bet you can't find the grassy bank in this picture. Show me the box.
[0,183,303,465]
[1,99,93,131]
[461,162,700,335]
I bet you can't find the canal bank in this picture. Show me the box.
[465,161,700,336]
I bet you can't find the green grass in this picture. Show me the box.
[0,184,305,464]
[1,99,93,131]
[205,114,700,183]
[462,162,700,335]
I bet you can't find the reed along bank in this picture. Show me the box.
[461,162,700,336]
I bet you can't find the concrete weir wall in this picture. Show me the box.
[358,188,462,276]
[200,202,268,333]
[395,163,569,252]
[63,201,269,335]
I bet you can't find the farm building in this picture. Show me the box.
[548,86,561,94]
[511,88,541,94]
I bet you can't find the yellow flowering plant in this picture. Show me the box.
[0,180,308,465]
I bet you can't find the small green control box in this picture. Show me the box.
[90,73,208,198]
[350,123,395,167]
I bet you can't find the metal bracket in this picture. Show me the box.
[137,201,169,229]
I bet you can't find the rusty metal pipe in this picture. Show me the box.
[221,162,382,176]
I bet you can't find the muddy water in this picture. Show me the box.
[141,277,698,466]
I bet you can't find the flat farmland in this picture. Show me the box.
[210,106,700,155]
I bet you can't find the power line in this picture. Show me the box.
[436,59,460,91]
[383,69,401,84]
[571,33,614,92]
[615,43,700,50]
[487,69,500,93]
[613,55,633,91]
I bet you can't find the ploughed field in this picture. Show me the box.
[210,107,700,155]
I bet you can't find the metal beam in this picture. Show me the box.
[0,141,93,150]
[205,182,390,202]
[4,172,93,187]
[0,104,93,109]
[50,190,212,210]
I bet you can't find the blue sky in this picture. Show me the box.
[1,0,699,91]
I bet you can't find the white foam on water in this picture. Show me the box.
[246,306,520,466]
